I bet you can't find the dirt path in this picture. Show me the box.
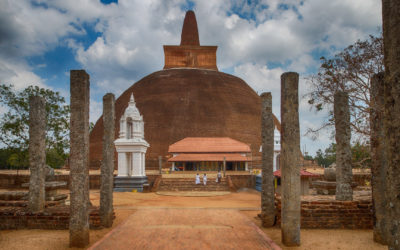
[0,190,387,250]
[89,208,279,250]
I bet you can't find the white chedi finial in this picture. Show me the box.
[129,93,135,104]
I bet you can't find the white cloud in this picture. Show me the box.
[0,0,382,155]
[0,59,46,90]
[234,63,282,117]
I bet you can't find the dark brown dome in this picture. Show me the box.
[89,68,264,170]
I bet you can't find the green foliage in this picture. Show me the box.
[351,141,371,168]
[0,148,28,169]
[7,151,28,169]
[314,143,336,168]
[46,148,67,169]
[0,84,70,169]
[303,155,314,161]
[314,142,371,168]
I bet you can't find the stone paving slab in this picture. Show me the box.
[89,208,280,250]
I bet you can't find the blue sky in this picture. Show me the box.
[0,0,382,156]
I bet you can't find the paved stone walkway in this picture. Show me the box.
[89,208,280,250]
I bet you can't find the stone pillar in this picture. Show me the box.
[280,72,301,246]
[28,96,46,213]
[261,92,275,227]
[382,1,400,247]
[69,70,90,247]
[100,93,115,228]
[370,73,388,244]
[334,91,353,201]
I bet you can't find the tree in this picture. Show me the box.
[307,34,384,140]
[0,84,70,168]
[351,141,371,169]
[314,142,371,169]
[314,143,336,168]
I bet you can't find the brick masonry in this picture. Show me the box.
[0,173,161,190]
[0,206,110,230]
[275,196,372,229]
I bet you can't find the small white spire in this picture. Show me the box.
[129,93,135,104]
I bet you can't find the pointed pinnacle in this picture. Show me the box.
[180,10,200,46]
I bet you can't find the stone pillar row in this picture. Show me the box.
[280,72,301,246]
[334,91,353,201]
[28,96,46,213]
[100,93,115,228]
[69,70,90,248]
[260,92,275,227]
[382,0,400,247]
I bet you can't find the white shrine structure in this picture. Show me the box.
[114,94,150,192]
[259,125,281,171]
[273,126,281,171]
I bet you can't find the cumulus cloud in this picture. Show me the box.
[0,0,382,154]
[234,62,332,154]
[0,59,46,90]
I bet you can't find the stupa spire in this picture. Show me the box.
[163,10,218,70]
[180,10,200,46]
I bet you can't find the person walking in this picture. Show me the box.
[195,173,200,185]
[203,173,207,186]
[216,170,222,183]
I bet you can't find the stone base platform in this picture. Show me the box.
[0,190,68,204]
[89,208,280,250]
[312,181,358,195]
[0,205,112,230]
[274,193,372,229]
[114,176,148,192]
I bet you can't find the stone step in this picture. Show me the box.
[158,177,229,192]
[158,188,230,192]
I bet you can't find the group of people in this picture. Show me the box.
[195,171,222,186]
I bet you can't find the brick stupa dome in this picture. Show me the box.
[89,11,279,170]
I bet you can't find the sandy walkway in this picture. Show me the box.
[89,208,279,250]
[0,190,386,250]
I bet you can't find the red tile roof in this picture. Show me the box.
[168,153,250,162]
[273,169,320,178]
[168,137,251,153]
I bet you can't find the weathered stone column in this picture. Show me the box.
[100,93,115,228]
[28,96,46,213]
[280,72,300,246]
[334,91,353,201]
[69,70,90,247]
[370,72,388,244]
[382,1,400,247]
[261,92,275,227]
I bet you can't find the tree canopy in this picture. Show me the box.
[307,34,384,140]
[0,84,70,168]
[313,142,371,169]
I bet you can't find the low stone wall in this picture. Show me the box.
[228,175,254,189]
[0,206,107,230]
[274,196,372,229]
[309,173,371,188]
[0,173,161,190]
